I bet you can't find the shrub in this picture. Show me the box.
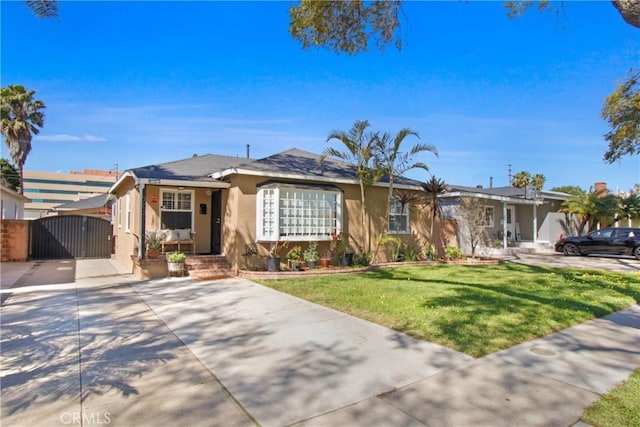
[166,251,186,263]
[444,245,464,260]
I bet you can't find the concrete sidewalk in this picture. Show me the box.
[1,259,639,426]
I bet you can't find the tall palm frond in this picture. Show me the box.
[25,0,59,19]
[324,120,382,251]
[1,84,46,193]
[421,176,447,240]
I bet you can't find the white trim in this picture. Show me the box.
[125,193,131,233]
[388,199,410,234]
[483,205,495,227]
[441,191,540,205]
[109,170,229,194]
[256,185,343,241]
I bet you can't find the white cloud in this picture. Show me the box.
[36,134,107,142]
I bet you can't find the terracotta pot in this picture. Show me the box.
[319,259,330,268]
[147,249,160,259]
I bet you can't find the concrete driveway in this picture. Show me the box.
[2,258,638,426]
[507,253,640,273]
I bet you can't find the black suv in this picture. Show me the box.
[555,227,640,260]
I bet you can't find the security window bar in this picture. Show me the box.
[160,190,193,230]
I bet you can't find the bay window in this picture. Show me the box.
[257,183,342,241]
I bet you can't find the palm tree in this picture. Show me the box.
[376,128,437,230]
[324,120,382,252]
[421,176,447,242]
[618,192,640,226]
[1,84,46,193]
[560,187,619,234]
[511,171,532,188]
[25,0,59,19]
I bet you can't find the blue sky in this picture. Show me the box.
[2,1,639,192]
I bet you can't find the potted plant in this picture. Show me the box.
[145,230,164,259]
[303,241,320,269]
[319,250,332,268]
[331,232,353,266]
[286,245,303,271]
[267,240,288,272]
[166,251,186,276]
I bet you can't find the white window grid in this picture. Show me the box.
[388,199,409,234]
[257,187,342,241]
[484,206,495,227]
[160,189,195,229]
[162,191,192,211]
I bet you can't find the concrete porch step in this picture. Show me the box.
[185,255,233,280]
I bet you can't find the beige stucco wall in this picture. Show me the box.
[112,176,138,273]
[113,173,459,274]
[144,186,212,254]
[222,176,450,270]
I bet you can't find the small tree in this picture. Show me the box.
[0,158,20,191]
[457,196,490,258]
[421,176,447,242]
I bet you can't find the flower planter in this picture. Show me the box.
[319,259,331,268]
[306,260,317,270]
[167,261,185,277]
[340,253,354,267]
[266,257,280,272]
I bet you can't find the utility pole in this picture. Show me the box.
[507,164,512,185]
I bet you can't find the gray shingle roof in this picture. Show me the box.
[228,148,422,187]
[53,194,110,210]
[125,148,424,188]
[131,154,248,181]
[445,184,569,200]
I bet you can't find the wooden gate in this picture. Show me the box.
[30,215,112,259]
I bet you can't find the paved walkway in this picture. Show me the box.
[1,259,639,426]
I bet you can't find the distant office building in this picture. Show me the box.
[23,169,117,219]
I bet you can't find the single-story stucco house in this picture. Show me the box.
[440,184,570,255]
[1,184,30,220]
[109,148,570,278]
[109,148,459,277]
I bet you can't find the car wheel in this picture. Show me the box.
[563,243,580,256]
[633,246,640,261]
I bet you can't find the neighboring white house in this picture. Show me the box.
[0,184,30,219]
[440,185,571,255]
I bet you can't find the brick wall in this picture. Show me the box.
[1,220,29,262]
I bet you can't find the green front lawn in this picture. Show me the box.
[256,263,640,357]
[582,368,640,427]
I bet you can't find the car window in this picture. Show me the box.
[591,229,613,238]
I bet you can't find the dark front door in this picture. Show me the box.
[211,191,222,254]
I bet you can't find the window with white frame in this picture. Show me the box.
[256,184,342,241]
[117,197,122,228]
[125,193,131,232]
[483,206,495,227]
[160,189,193,229]
[389,199,409,233]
